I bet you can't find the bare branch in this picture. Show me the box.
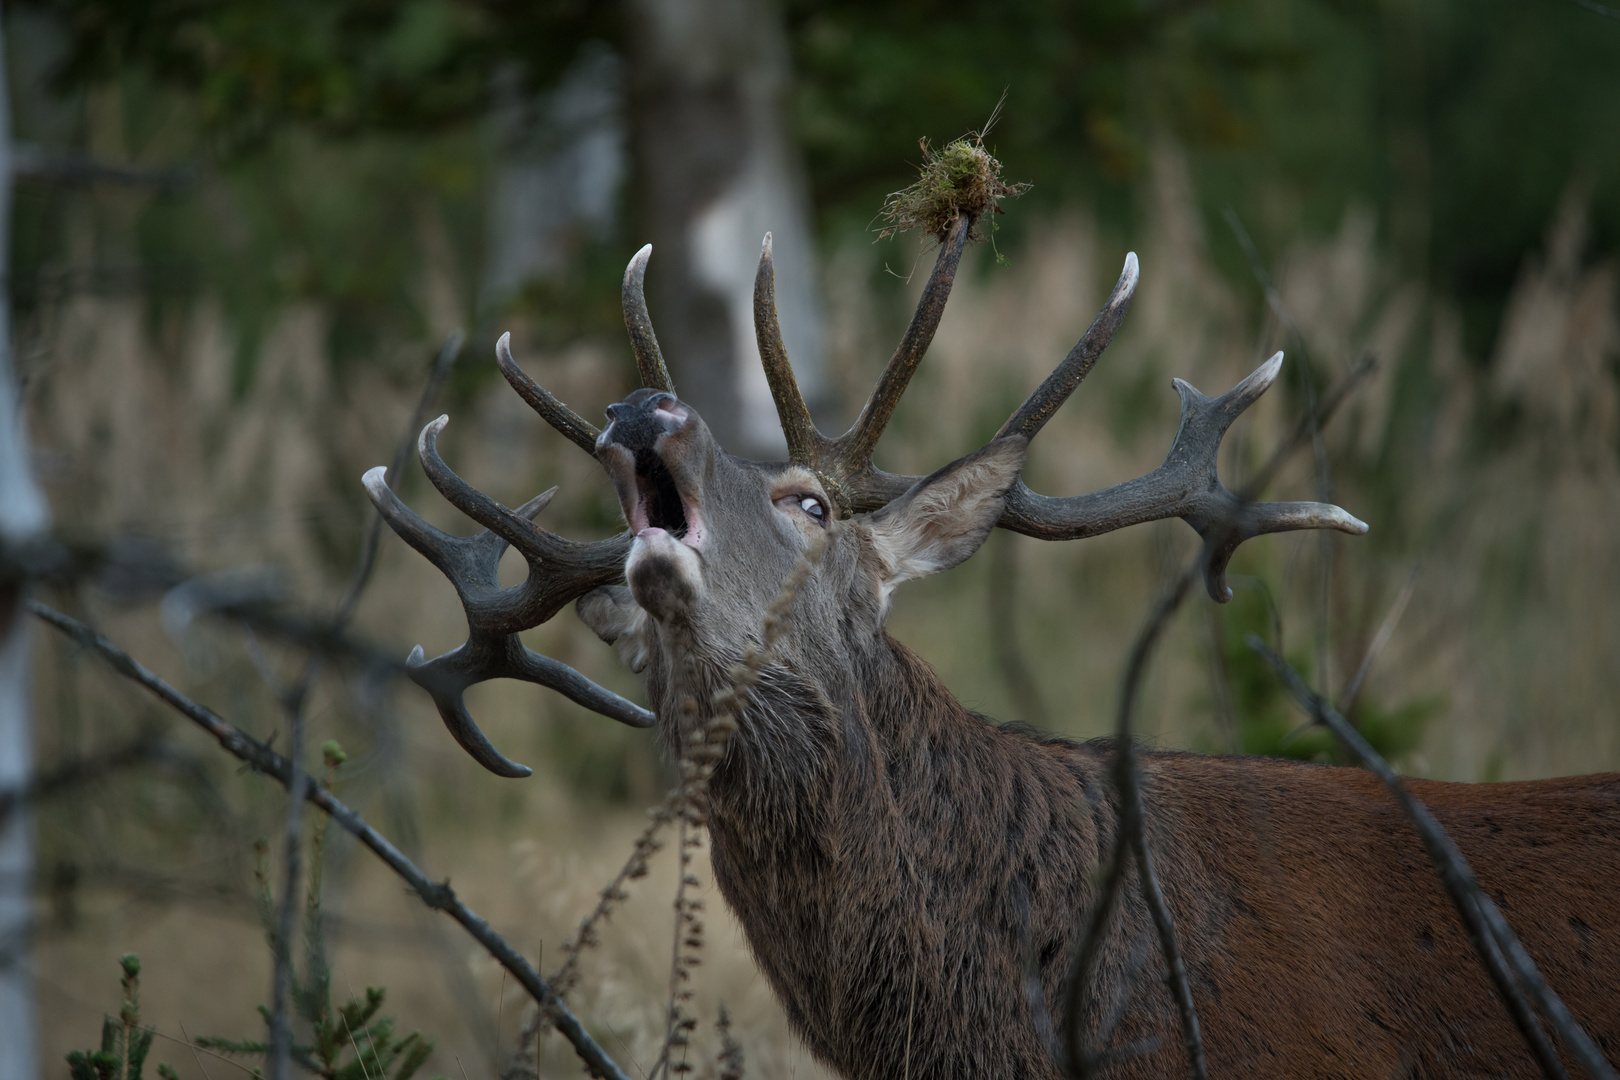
[1339,565,1419,713]
[28,601,637,1080]
[1251,637,1614,1080]
[1064,557,1207,1080]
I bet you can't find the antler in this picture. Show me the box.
[365,242,693,777]
[755,213,973,516]
[363,418,651,779]
[752,215,1367,601]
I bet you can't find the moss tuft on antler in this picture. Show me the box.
[879,136,1029,243]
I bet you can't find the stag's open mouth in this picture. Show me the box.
[635,450,686,535]
[630,447,705,550]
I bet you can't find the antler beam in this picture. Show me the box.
[751,224,1367,601]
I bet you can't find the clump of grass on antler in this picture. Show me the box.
[878,130,1029,245]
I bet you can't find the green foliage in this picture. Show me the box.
[24,0,612,151]
[196,748,443,1079]
[68,749,443,1080]
[15,0,1620,382]
[1212,581,1442,766]
[65,955,170,1080]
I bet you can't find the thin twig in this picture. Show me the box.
[1223,208,1338,700]
[266,333,462,1075]
[340,1010,376,1080]
[30,601,635,1080]
[1339,566,1418,713]
[1063,557,1206,1080]
[336,331,464,629]
[648,533,832,1080]
[1059,345,1375,1077]
[1250,636,1614,1080]
[176,1021,225,1080]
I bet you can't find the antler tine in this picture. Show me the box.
[496,332,600,455]
[837,211,974,469]
[996,252,1140,441]
[417,416,561,565]
[412,415,630,625]
[408,631,653,779]
[753,232,822,465]
[361,465,476,579]
[623,244,676,393]
[1000,351,1368,601]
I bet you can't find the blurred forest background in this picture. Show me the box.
[5,0,1620,1076]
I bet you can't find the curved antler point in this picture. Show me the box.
[627,243,652,278]
[407,644,426,667]
[361,465,389,492]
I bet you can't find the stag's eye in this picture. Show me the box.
[775,492,828,526]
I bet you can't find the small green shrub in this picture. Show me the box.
[66,954,177,1080]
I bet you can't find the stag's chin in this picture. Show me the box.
[627,527,704,622]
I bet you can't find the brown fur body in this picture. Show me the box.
[700,635,1620,1078]
[580,391,1620,1079]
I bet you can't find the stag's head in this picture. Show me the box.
[578,376,1027,700]
[364,214,1367,777]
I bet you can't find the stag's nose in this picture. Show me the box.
[600,389,690,453]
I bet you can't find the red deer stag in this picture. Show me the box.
[364,215,1619,1079]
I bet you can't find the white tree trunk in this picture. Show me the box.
[626,0,825,457]
[0,7,52,1075]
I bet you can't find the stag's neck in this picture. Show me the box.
[698,631,1108,1078]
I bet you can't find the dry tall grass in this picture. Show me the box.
[22,142,1619,1076]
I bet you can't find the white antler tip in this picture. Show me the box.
[407,644,427,667]
[761,232,773,255]
[1242,351,1285,394]
[417,414,450,454]
[361,466,389,498]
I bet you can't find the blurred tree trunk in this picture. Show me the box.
[0,10,51,1077]
[624,0,824,457]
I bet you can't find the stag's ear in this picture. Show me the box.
[866,437,1027,595]
[577,586,652,673]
